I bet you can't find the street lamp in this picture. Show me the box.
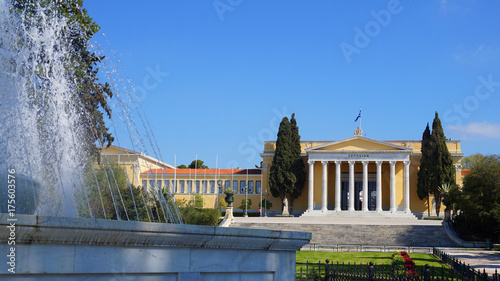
[244,186,248,217]
[264,189,268,217]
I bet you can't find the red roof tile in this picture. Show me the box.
[142,168,261,175]
[461,169,470,176]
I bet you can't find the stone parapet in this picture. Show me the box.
[0,214,311,280]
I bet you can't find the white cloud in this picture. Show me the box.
[447,122,500,139]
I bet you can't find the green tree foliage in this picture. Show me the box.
[177,164,188,169]
[289,113,306,213]
[238,198,252,210]
[80,161,149,220]
[189,194,204,208]
[269,116,295,211]
[180,207,221,226]
[417,123,432,216]
[429,112,455,216]
[188,159,208,169]
[12,0,114,158]
[259,198,273,210]
[461,153,487,170]
[449,154,500,241]
[269,114,306,214]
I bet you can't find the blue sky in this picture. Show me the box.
[83,0,500,169]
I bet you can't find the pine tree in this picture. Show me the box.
[417,123,432,216]
[289,113,306,214]
[269,117,295,212]
[429,112,455,217]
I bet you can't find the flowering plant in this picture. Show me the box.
[391,251,418,277]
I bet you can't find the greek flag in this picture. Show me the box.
[354,109,361,122]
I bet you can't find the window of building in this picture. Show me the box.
[149,180,155,190]
[165,180,170,191]
[156,180,162,189]
[195,181,201,193]
[187,180,192,193]
[225,181,230,192]
[233,180,238,192]
[256,181,262,194]
[142,180,147,189]
[240,181,246,194]
[248,181,254,194]
[172,181,177,193]
[209,181,215,193]
[202,180,208,193]
[179,181,185,193]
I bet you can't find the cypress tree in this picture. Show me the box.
[417,123,432,217]
[429,112,455,216]
[289,113,306,214]
[269,117,295,212]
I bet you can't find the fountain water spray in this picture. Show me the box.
[0,0,181,223]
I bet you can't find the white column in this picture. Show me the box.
[362,161,369,212]
[404,160,410,213]
[375,161,383,212]
[321,161,328,212]
[389,161,396,212]
[307,160,314,212]
[348,161,355,212]
[334,161,341,212]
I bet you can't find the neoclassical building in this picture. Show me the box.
[101,131,464,217]
[260,132,464,217]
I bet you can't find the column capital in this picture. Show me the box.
[375,160,383,166]
[321,160,329,166]
[348,160,356,166]
[404,160,410,167]
[334,160,342,165]
[389,160,397,166]
[362,160,369,166]
[308,160,315,166]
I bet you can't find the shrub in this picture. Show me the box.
[180,206,221,226]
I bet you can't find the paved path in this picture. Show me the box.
[444,250,500,276]
[233,216,444,226]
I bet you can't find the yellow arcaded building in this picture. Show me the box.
[101,131,464,218]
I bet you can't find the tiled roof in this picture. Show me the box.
[461,169,470,176]
[142,168,261,175]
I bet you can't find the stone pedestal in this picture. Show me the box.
[225,206,234,222]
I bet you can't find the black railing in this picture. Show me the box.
[296,259,499,281]
[433,248,498,281]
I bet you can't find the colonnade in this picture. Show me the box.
[306,160,410,213]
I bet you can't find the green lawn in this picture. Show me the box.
[296,251,453,278]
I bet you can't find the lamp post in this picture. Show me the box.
[264,189,267,217]
[244,185,248,217]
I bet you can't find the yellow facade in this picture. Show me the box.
[101,136,463,217]
[260,135,463,216]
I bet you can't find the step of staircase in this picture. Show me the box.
[300,210,418,219]
[230,222,458,247]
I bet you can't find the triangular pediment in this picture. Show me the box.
[306,136,412,152]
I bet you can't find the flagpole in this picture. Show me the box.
[359,106,362,131]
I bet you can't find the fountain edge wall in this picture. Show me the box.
[0,214,311,280]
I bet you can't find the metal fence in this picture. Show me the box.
[433,248,498,281]
[296,259,498,281]
[303,244,434,254]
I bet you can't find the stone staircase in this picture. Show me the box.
[300,210,418,220]
[230,222,458,247]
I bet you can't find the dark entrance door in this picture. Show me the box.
[341,182,348,210]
